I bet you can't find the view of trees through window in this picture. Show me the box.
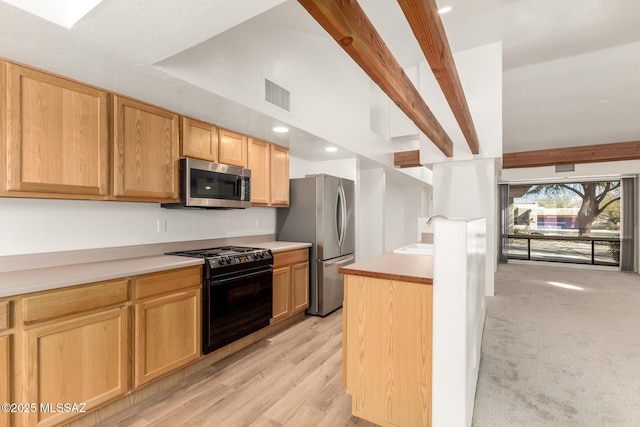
[508,180,621,265]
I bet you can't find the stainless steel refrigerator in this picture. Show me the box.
[277,174,355,316]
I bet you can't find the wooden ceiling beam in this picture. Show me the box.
[297,0,453,157]
[397,0,479,155]
[394,150,421,168]
[502,141,640,169]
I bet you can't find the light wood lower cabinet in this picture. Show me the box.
[24,307,129,427]
[343,274,433,427]
[271,248,309,324]
[11,279,130,426]
[133,266,202,388]
[1,334,10,427]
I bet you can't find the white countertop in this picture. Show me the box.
[0,240,311,298]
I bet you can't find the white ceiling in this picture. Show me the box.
[0,0,638,164]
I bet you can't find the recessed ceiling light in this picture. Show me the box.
[597,99,609,107]
[438,6,452,14]
[273,126,289,133]
[325,147,338,152]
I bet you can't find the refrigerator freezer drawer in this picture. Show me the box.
[314,254,355,316]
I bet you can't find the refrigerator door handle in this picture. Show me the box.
[338,184,347,248]
[336,185,343,246]
[323,255,355,267]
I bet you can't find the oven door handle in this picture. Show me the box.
[211,267,273,285]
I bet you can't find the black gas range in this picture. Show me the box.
[168,246,274,354]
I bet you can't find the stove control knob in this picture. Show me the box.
[258,252,264,259]
[217,258,225,265]
[247,255,253,261]
[226,257,232,264]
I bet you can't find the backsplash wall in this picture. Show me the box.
[0,198,276,256]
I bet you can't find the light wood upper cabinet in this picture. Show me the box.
[133,266,202,388]
[218,129,247,168]
[181,116,218,162]
[248,138,270,205]
[1,61,109,199]
[270,144,290,207]
[248,139,289,207]
[112,96,179,202]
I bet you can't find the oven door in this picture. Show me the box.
[204,266,273,354]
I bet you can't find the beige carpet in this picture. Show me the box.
[472,263,640,426]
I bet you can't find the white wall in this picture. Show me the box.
[433,159,498,296]
[0,198,276,256]
[289,156,358,182]
[384,182,405,252]
[358,168,385,261]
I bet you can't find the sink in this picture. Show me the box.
[393,243,434,255]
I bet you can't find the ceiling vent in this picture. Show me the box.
[264,78,291,112]
[555,164,575,173]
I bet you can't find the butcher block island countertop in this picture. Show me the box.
[339,250,434,427]
[339,251,433,284]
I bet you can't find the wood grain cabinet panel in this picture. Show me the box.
[24,306,129,427]
[133,267,202,388]
[0,300,9,331]
[248,138,270,205]
[270,144,289,207]
[271,249,309,324]
[0,334,10,427]
[343,274,433,427]
[1,61,109,199]
[112,96,179,202]
[271,266,291,324]
[291,262,309,314]
[181,117,218,162]
[22,278,129,325]
[248,139,289,207]
[218,129,247,168]
[134,289,201,388]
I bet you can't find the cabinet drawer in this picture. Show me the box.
[0,300,9,331]
[273,248,309,268]
[135,266,202,300]
[22,278,129,325]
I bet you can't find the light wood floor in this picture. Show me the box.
[93,310,377,427]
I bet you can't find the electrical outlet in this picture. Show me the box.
[157,219,167,233]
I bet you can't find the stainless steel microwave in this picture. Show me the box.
[162,158,251,209]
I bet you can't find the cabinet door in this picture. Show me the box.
[25,307,129,427]
[112,96,179,202]
[0,334,9,427]
[2,62,109,198]
[271,266,291,324]
[218,129,247,168]
[270,144,289,206]
[134,288,201,388]
[181,117,218,162]
[248,138,270,206]
[291,261,309,314]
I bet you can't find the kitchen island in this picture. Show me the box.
[340,218,487,427]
